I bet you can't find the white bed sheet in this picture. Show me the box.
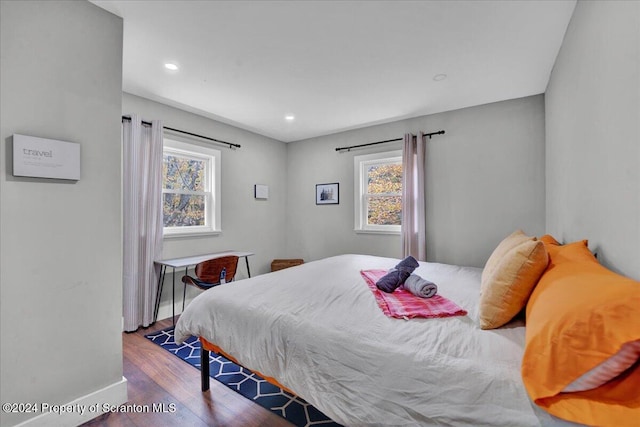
[175,254,578,427]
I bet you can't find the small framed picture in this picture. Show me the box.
[316,183,339,205]
[254,184,269,199]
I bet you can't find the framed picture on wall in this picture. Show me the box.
[316,183,339,205]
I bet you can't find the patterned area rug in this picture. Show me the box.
[145,327,341,427]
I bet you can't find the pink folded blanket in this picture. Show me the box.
[361,269,467,319]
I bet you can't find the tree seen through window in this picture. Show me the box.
[366,163,402,226]
[162,154,207,227]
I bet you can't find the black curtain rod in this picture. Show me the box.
[121,116,241,149]
[335,130,445,152]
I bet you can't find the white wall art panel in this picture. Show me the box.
[13,134,80,180]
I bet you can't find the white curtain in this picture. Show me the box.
[123,114,164,332]
[402,132,427,261]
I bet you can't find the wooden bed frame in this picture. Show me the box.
[199,337,294,394]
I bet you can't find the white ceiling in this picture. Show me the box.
[92,0,576,143]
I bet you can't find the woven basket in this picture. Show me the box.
[271,258,304,272]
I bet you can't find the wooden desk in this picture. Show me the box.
[154,250,254,324]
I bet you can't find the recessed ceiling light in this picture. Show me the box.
[285,115,295,121]
[433,73,447,82]
[164,63,179,71]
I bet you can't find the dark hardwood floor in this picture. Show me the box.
[82,317,293,427]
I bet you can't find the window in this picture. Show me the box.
[354,150,403,234]
[162,138,221,237]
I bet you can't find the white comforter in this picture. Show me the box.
[175,254,574,427]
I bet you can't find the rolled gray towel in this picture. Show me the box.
[403,274,438,298]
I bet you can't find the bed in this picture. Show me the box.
[175,253,580,426]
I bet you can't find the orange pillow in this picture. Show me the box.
[538,234,560,247]
[562,339,640,392]
[538,234,589,253]
[522,239,640,426]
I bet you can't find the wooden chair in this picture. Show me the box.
[181,255,239,310]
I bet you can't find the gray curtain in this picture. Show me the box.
[402,132,427,261]
[122,114,163,331]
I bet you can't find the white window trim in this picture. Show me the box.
[162,138,221,239]
[354,150,402,234]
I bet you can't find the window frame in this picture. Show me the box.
[162,138,221,238]
[354,150,402,234]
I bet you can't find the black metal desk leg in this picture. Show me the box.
[153,265,166,323]
[245,256,251,278]
[182,266,188,312]
[172,267,176,325]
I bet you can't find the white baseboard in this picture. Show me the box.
[155,300,183,323]
[15,377,128,427]
[154,291,198,323]
[120,299,189,331]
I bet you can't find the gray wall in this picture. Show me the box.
[123,93,288,318]
[545,0,640,280]
[287,95,546,267]
[0,1,126,426]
